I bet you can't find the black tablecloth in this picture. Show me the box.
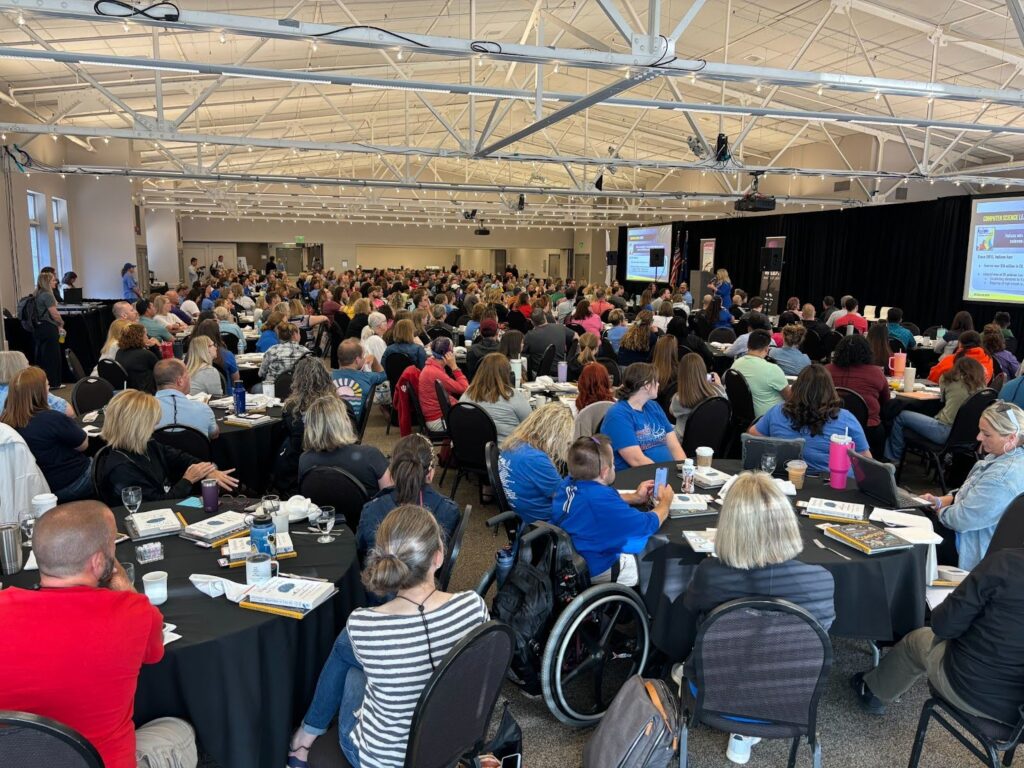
[4,499,364,768]
[614,460,928,661]
[5,304,111,382]
[81,405,285,495]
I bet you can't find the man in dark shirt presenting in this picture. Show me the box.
[0,501,198,768]
[853,548,1024,725]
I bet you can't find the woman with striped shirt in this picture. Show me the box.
[288,505,488,768]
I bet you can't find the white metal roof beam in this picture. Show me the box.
[6,0,1023,104]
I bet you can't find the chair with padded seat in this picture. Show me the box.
[908,685,1024,768]
[97,359,128,390]
[836,387,870,431]
[708,327,736,344]
[442,402,497,500]
[820,331,843,363]
[681,396,732,457]
[308,621,514,768]
[71,376,114,415]
[90,444,113,502]
[383,352,415,435]
[722,369,755,456]
[221,333,239,354]
[408,386,448,445]
[573,401,614,440]
[657,380,678,421]
[299,466,370,532]
[536,344,557,379]
[897,388,998,494]
[902,321,921,336]
[433,378,452,426]
[427,326,453,341]
[273,371,294,401]
[437,504,471,591]
[0,711,103,768]
[678,598,832,768]
[484,441,514,517]
[889,337,907,354]
[740,434,805,474]
[64,349,86,381]
[984,493,1024,555]
[596,357,621,386]
[799,329,823,363]
[154,424,212,462]
[354,383,378,444]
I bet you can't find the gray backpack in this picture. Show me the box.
[583,675,679,768]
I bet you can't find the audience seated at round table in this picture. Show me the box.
[601,362,686,470]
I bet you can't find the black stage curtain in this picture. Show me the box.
[617,195,1024,336]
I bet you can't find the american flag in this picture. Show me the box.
[669,229,687,286]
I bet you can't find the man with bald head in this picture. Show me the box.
[0,501,197,768]
[112,300,139,323]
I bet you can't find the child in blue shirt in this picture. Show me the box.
[551,435,672,585]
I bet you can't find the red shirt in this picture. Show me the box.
[0,586,164,768]
[834,312,868,335]
[516,304,533,320]
[825,363,890,427]
[418,358,468,422]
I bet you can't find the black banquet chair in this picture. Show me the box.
[681,396,731,457]
[434,378,452,426]
[442,402,498,500]
[908,685,1024,768]
[383,352,415,435]
[985,492,1024,555]
[596,357,621,386]
[836,387,870,431]
[221,333,240,354]
[273,371,294,401]
[722,369,755,456]
[97,359,128,390]
[354,383,378,444]
[0,710,103,768]
[299,466,369,531]
[536,344,557,379]
[64,349,87,381]
[437,504,471,591]
[708,327,736,344]
[308,621,514,768]
[154,424,213,462]
[70,376,114,415]
[677,598,832,768]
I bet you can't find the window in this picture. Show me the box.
[52,197,71,275]
[26,191,49,276]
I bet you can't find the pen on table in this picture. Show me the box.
[279,572,329,582]
[813,539,851,561]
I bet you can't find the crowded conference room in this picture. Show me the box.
[4,1,1024,767]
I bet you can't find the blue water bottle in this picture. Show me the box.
[495,545,514,587]
[233,382,246,414]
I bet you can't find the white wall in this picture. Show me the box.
[67,175,136,299]
[146,208,180,285]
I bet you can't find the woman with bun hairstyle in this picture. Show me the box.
[290,505,488,768]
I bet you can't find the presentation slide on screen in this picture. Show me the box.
[625,225,673,281]
[964,197,1024,303]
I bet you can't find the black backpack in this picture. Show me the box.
[18,294,39,332]
[490,524,590,695]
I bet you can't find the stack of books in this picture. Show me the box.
[219,533,296,568]
[180,511,249,546]
[239,576,338,619]
[799,498,866,524]
[692,467,732,490]
[224,412,276,428]
[124,509,185,541]
[823,523,913,555]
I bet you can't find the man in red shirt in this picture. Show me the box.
[0,501,196,768]
[588,287,614,317]
[833,296,869,335]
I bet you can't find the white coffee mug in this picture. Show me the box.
[245,553,279,585]
[142,571,168,606]
[31,493,58,519]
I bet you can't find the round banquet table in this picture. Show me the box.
[614,460,928,662]
[79,405,285,495]
[4,499,365,768]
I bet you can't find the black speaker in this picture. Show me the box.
[606,250,618,266]
[759,247,784,270]
[649,248,665,267]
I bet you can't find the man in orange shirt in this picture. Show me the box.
[833,296,869,335]
[588,287,614,317]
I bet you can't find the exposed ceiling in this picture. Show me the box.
[2,0,1024,230]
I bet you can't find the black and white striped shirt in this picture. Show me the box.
[347,591,489,768]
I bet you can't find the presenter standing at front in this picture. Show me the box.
[710,268,733,310]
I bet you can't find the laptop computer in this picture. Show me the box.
[62,287,83,304]
[848,450,931,509]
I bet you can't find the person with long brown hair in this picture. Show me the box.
[570,299,603,336]
[983,323,1019,379]
[651,334,679,392]
[115,323,159,393]
[866,322,891,370]
[459,352,531,442]
[601,362,686,469]
[0,366,91,501]
[670,353,725,440]
[748,363,870,472]
[935,310,975,356]
[886,355,987,463]
[617,311,659,366]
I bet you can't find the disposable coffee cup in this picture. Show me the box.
[31,493,58,519]
[695,447,714,467]
[271,508,290,534]
[263,381,276,398]
[142,571,168,606]
[787,460,807,490]
[903,366,916,392]
[464,339,472,349]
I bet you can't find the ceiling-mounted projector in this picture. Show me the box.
[474,225,491,235]
[733,171,776,212]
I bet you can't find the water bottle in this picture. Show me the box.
[681,459,695,494]
[233,381,247,414]
[495,545,514,588]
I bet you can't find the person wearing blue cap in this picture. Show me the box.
[121,263,141,301]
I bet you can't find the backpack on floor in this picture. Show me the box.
[583,675,679,768]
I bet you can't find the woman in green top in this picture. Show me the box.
[884,356,987,463]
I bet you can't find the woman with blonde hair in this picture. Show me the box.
[290,505,488,767]
[95,318,134,371]
[152,295,186,333]
[0,350,73,415]
[712,268,733,310]
[98,389,237,506]
[681,471,835,764]
[617,311,659,366]
[567,332,600,382]
[670,353,725,440]
[921,401,1024,570]
[381,319,427,368]
[276,357,337,494]
[298,395,388,492]
[0,366,91,501]
[498,403,574,524]
[460,353,531,442]
[185,335,224,396]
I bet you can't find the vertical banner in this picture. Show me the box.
[700,238,716,272]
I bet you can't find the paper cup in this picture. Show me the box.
[142,571,168,606]
[787,460,807,490]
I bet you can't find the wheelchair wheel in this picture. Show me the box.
[540,582,650,727]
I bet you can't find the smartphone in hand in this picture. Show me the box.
[654,467,668,501]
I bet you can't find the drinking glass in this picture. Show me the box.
[261,495,280,515]
[760,446,777,476]
[121,562,136,585]
[18,509,35,547]
[122,486,143,515]
[314,505,336,544]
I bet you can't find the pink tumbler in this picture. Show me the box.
[828,434,853,490]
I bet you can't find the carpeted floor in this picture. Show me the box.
[55,381,978,768]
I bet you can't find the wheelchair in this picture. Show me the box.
[475,511,652,728]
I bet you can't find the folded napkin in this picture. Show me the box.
[23,550,37,571]
[189,574,249,602]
